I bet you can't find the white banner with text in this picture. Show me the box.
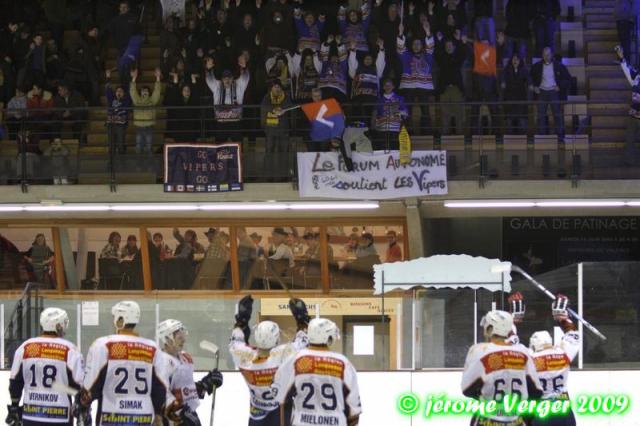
[297,151,448,199]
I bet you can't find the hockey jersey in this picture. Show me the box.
[272,346,362,426]
[157,350,199,411]
[397,36,435,91]
[229,327,308,421]
[530,330,580,399]
[83,331,172,426]
[9,336,84,423]
[461,342,542,423]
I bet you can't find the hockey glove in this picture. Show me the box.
[235,295,254,328]
[196,369,223,398]
[72,397,91,426]
[552,294,570,321]
[180,406,201,426]
[164,400,183,423]
[289,298,310,329]
[5,404,22,426]
[507,291,526,323]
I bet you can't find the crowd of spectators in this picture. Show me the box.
[1,0,635,173]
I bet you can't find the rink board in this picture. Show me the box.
[1,370,638,425]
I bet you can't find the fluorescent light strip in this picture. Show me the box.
[445,200,636,208]
[0,202,380,212]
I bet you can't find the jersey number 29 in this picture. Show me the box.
[301,383,337,411]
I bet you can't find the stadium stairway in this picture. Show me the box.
[584,0,629,146]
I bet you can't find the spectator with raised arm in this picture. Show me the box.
[338,0,371,54]
[129,68,164,155]
[205,55,250,142]
[397,22,435,135]
[349,38,385,122]
[290,48,322,103]
[317,36,349,104]
[294,8,326,53]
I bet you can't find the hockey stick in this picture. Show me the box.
[51,382,86,426]
[503,264,607,341]
[265,259,294,298]
[199,340,220,426]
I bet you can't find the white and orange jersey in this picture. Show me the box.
[229,327,308,420]
[531,330,580,399]
[461,342,542,422]
[158,350,199,411]
[272,346,362,426]
[83,331,172,426]
[9,336,84,423]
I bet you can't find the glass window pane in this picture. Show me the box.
[0,228,55,289]
[59,227,143,290]
[147,227,231,290]
[327,225,404,290]
[240,226,319,290]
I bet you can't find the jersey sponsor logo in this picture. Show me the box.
[481,351,527,373]
[23,342,69,362]
[534,354,570,372]
[240,367,278,386]
[23,404,69,420]
[100,412,153,426]
[299,413,340,425]
[107,341,156,363]
[295,355,345,379]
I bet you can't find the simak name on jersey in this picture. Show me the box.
[396,393,631,420]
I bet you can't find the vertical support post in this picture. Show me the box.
[229,227,241,292]
[411,288,416,370]
[319,226,330,293]
[76,303,82,351]
[578,262,584,369]
[474,290,478,345]
[381,271,385,369]
[396,302,402,369]
[155,303,160,345]
[52,227,66,292]
[139,227,153,292]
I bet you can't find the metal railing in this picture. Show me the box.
[0,99,635,190]
[3,282,43,367]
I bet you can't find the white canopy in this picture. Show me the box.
[373,255,512,295]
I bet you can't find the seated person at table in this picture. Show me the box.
[121,234,140,260]
[100,232,122,259]
[269,228,295,268]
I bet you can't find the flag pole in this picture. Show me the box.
[279,105,302,113]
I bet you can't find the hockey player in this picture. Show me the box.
[229,295,310,426]
[511,294,580,426]
[272,318,362,426]
[78,301,177,426]
[155,319,224,425]
[461,310,543,426]
[7,308,84,426]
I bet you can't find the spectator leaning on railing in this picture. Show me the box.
[129,68,164,155]
[374,78,408,151]
[530,47,571,139]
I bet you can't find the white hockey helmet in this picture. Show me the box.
[308,318,340,346]
[40,308,69,333]
[529,331,553,352]
[480,310,514,338]
[157,319,187,348]
[254,321,280,349]
[112,300,141,329]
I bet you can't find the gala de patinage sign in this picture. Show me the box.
[297,151,448,199]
